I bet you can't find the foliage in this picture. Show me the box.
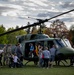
[69,30,74,45]
[6,26,27,44]
[0,20,74,45]
[0,25,8,44]
[0,25,27,44]
[50,19,68,38]
[69,25,74,45]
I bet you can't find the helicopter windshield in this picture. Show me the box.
[55,39,65,48]
[61,39,72,47]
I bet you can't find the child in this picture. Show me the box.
[13,53,18,68]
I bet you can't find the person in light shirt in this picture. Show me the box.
[49,45,56,67]
[42,47,51,68]
[38,46,44,67]
[13,53,18,68]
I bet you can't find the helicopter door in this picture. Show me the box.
[24,42,35,58]
[24,41,44,58]
[24,43,30,58]
[47,40,55,49]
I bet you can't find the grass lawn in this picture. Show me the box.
[0,61,74,75]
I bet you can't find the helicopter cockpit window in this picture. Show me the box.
[55,39,65,48]
[61,39,72,47]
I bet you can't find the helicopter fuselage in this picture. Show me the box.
[17,34,74,63]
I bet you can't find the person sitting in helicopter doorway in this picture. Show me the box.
[49,45,56,67]
[29,43,34,58]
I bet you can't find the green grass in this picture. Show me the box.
[0,61,74,75]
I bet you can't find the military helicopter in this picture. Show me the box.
[0,9,74,66]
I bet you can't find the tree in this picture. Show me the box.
[69,25,74,46]
[49,19,68,38]
[6,27,16,44]
[6,26,27,44]
[0,25,8,44]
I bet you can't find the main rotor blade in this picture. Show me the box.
[0,9,74,36]
[48,9,74,20]
[0,22,40,36]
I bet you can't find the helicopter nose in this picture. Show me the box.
[59,47,74,55]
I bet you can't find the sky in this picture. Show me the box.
[0,0,74,29]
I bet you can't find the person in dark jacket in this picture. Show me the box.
[15,43,22,59]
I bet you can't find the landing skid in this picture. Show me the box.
[24,60,38,66]
[55,59,73,67]
[24,60,31,66]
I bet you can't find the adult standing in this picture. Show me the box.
[6,44,12,65]
[38,46,44,67]
[50,45,56,67]
[42,47,51,69]
[3,45,7,66]
[15,43,22,59]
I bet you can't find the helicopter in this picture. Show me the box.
[0,9,74,66]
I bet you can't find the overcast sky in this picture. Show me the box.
[0,0,74,29]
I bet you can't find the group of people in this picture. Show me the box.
[28,43,56,68]
[38,45,56,69]
[0,42,74,69]
[0,43,23,68]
